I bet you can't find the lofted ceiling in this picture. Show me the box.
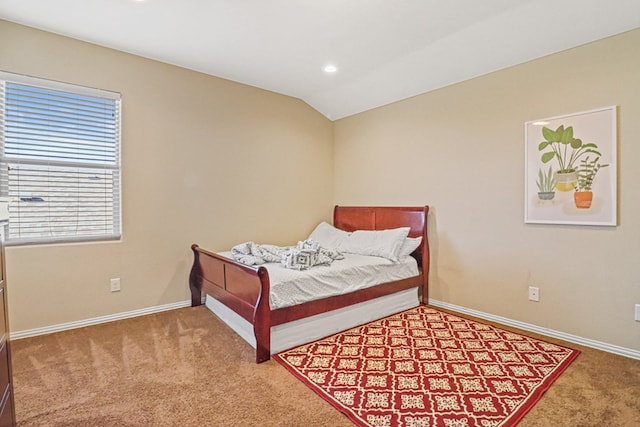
[1,0,639,120]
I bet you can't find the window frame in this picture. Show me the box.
[0,72,122,246]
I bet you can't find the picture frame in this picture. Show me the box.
[524,106,617,226]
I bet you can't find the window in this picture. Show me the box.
[0,72,121,245]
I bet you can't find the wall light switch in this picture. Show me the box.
[635,304,640,322]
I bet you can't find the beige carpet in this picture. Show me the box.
[11,306,640,426]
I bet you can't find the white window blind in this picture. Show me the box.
[0,73,121,245]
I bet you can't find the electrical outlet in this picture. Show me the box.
[528,286,540,302]
[110,278,121,292]
[635,304,640,322]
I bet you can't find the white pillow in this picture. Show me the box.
[398,236,422,258]
[338,227,410,261]
[308,222,350,250]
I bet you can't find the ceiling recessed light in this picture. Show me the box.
[323,64,337,73]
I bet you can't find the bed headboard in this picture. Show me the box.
[333,205,430,272]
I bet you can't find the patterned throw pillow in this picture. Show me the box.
[281,248,318,270]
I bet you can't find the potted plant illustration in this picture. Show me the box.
[538,125,602,192]
[536,166,556,200]
[574,156,609,209]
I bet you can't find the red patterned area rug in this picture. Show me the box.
[274,306,579,427]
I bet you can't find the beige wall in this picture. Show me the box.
[334,29,640,351]
[0,20,334,331]
[2,19,639,354]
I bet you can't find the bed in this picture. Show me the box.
[189,205,430,363]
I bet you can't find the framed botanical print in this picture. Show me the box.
[524,106,617,226]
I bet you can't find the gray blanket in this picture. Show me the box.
[231,239,344,270]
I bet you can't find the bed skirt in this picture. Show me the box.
[204,287,420,354]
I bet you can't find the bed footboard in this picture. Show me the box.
[189,244,272,362]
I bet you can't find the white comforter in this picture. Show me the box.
[220,251,419,310]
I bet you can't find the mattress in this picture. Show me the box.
[219,251,419,310]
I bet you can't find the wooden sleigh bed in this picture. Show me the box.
[189,205,430,363]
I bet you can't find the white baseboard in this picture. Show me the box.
[11,300,192,340]
[429,299,640,361]
[12,298,640,361]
